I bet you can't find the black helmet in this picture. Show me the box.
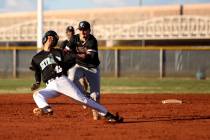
[78,21,90,30]
[66,26,75,33]
[42,30,59,47]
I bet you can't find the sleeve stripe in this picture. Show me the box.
[87,49,97,53]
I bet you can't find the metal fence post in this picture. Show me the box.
[159,48,164,79]
[13,48,17,78]
[114,48,119,77]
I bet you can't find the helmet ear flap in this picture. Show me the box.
[51,36,58,47]
[42,36,48,45]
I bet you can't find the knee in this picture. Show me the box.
[33,90,44,100]
[33,91,39,99]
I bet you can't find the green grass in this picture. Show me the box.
[0,79,33,94]
[101,77,210,93]
[1,77,210,94]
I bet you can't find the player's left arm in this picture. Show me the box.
[86,39,98,60]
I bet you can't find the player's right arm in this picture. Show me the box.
[61,39,76,53]
[30,58,41,91]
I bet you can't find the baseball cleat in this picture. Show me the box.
[105,112,124,123]
[33,106,53,116]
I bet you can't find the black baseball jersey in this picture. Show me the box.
[60,38,77,71]
[60,38,76,51]
[60,40,70,50]
[72,34,100,68]
[30,49,66,83]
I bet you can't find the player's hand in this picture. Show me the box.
[63,48,69,54]
[76,46,87,54]
[31,82,40,91]
[63,46,71,54]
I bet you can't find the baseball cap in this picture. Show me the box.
[78,21,90,30]
[66,26,75,32]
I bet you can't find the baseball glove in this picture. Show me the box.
[31,82,40,91]
[76,46,88,60]
[76,46,87,54]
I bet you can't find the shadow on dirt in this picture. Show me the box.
[123,115,210,123]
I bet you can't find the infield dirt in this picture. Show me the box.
[0,94,210,140]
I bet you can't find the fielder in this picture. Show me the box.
[60,26,76,56]
[30,30,123,123]
[60,26,77,75]
[67,21,101,120]
[60,25,88,91]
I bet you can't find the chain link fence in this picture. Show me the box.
[0,47,210,78]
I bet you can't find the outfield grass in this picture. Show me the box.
[101,77,210,94]
[0,77,210,94]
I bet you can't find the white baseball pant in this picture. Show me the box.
[33,75,107,116]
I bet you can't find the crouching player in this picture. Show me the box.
[30,30,123,123]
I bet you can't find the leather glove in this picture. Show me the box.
[31,82,40,91]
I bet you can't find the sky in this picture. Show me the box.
[0,0,210,12]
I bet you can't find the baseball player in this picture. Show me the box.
[30,30,123,123]
[67,21,101,120]
[60,26,76,55]
[60,26,88,91]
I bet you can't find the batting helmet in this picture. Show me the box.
[78,21,90,30]
[42,30,59,47]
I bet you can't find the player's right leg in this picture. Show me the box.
[79,77,89,109]
[68,64,89,109]
[68,64,85,93]
[33,88,60,116]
